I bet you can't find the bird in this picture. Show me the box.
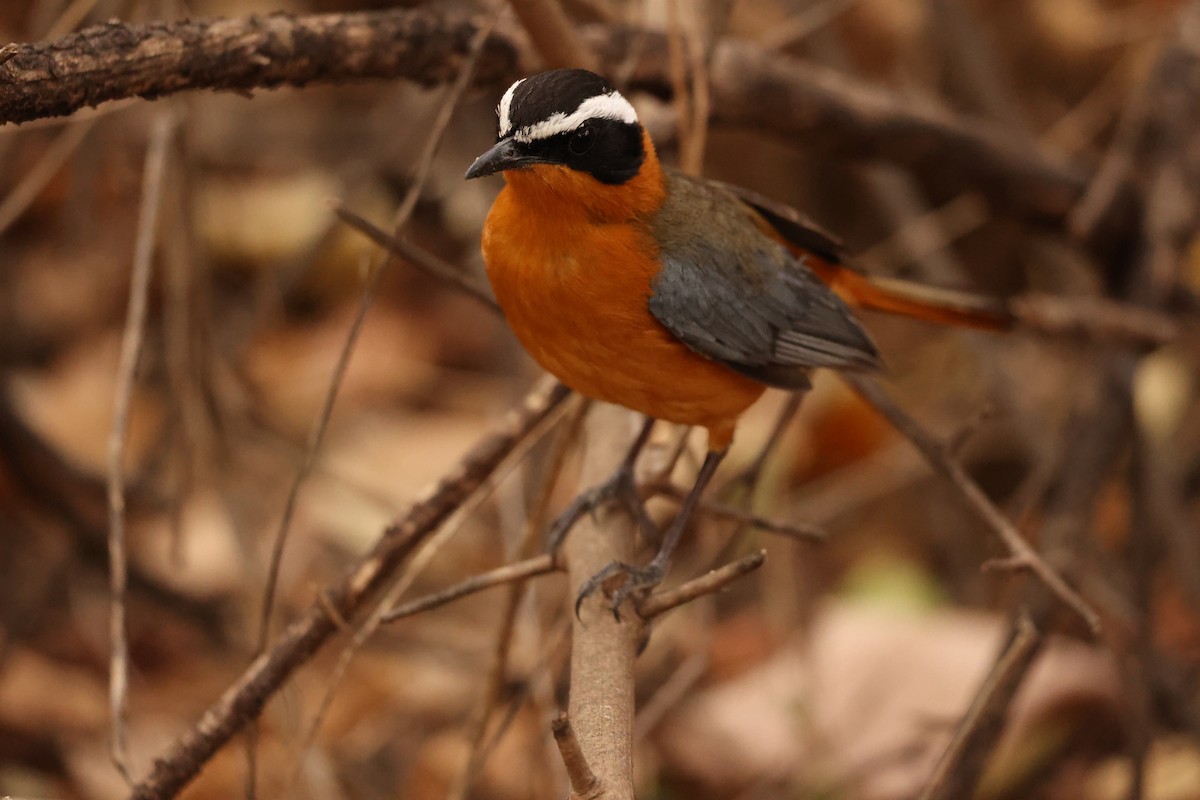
[465,68,1010,613]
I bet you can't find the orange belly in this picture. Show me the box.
[482,183,763,450]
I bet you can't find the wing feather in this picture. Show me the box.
[647,170,881,389]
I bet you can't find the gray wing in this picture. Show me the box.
[647,171,881,389]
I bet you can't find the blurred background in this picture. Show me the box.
[0,0,1198,798]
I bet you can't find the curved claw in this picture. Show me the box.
[573,560,667,621]
[547,471,657,564]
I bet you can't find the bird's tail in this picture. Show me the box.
[806,261,1014,332]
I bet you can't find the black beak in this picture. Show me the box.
[465,138,541,180]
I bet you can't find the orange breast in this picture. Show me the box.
[481,167,763,450]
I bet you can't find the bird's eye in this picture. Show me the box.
[568,125,595,155]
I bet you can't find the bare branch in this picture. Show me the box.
[918,612,1043,800]
[107,111,174,784]
[0,9,1131,247]
[128,379,571,800]
[382,554,557,622]
[0,10,517,125]
[1012,293,1179,346]
[565,404,644,800]
[332,202,499,312]
[844,375,1102,634]
[653,483,827,542]
[639,550,766,619]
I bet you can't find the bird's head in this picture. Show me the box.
[465,69,663,216]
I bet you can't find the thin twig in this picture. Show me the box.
[844,375,1102,635]
[639,550,766,619]
[252,0,496,674]
[384,555,556,621]
[262,18,500,790]
[0,118,94,235]
[331,202,499,312]
[128,379,571,800]
[1011,293,1178,346]
[918,612,1043,800]
[653,484,827,542]
[106,111,174,785]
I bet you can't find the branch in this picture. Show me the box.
[918,612,1043,800]
[564,404,643,800]
[381,554,557,622]
[596,30,1125,237]
[128,379,570,800]
[0,9,1133,247]
[844,374,1102,635]
[639,550,765,619]
[107,111,174,784]
[0,10,517,125]
[331,202,500,312]
[1011,293,1179,346]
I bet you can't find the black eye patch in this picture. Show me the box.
[519,118,645,185]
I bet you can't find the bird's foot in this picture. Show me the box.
[546,465,654,562]
[574,558,667,620]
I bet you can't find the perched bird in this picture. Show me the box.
[466,69,1009,610]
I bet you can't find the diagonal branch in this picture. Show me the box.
[844,374,1102,635]
[128,379,571,800]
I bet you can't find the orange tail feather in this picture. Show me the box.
[807,260,1013,332]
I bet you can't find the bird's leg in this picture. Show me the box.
[576,448,727,619]
[546,416,657,561]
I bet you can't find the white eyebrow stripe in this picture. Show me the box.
[497,78,525,137]
[513,91,638,143]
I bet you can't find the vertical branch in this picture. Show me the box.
[563,403,643,800]
[107,110,174,783]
